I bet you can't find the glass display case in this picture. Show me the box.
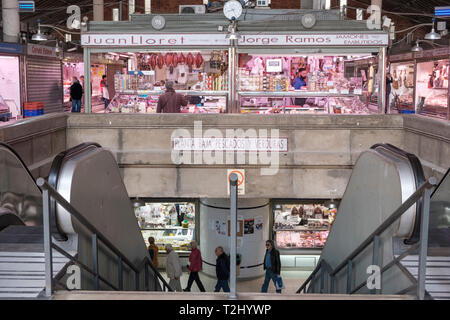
[415,59,449,119]
[390,61,415,112]
[273,202,338,250]
[106,50,229,113]
[237,53,374,115]
[134,201,196,253]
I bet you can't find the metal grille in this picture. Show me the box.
[26,57,63,114]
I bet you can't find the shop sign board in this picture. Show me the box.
[27,44,57,58]
[172,137,288,152]
[227,169,245,196]
[81,33,389,47]
[0,42,24,55]
[414,47,450,59]
[390,52,413,62]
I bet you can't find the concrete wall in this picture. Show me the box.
[403,115,450,181]
[66,114,405,199]
[0,114,67,179]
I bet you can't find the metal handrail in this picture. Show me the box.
[37,177,173,296]
[297,177,437,299]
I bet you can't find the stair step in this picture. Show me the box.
[0,262,67,272]
[0,292,42,299]
[0,234,43,244]
[0,279,45,288]
[0,256,69,263]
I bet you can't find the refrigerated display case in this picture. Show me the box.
[390,61,415,113]
[415,58,449,119]
[273,202,338,250]
[237,53,374,115]
[134,201,196,253]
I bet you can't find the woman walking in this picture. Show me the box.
[183,241,206,292]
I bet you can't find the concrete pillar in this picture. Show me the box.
[2,0,20,43]
[145,0,151,14]
[93,0,104,21]
[129,0,135,20]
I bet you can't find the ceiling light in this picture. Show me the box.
[31,20,48,41]
[425,20,442,40]
[411,41,423,52]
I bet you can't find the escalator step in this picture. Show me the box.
[0,234,43,244]
[1,226,43,235]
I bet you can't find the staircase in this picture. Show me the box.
[0,226,71,299]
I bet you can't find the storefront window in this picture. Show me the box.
[63,62,85,104]
[273,202,337,249]
[415,59,449,119]
[237,53,375,115]
[104,50,228,114]
[0,56,21,119]
[135,201,196,253]
[390,62,415,112]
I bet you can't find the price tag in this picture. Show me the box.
[329,89,338,94]
[341,89,349,94]
[354,89,362,95]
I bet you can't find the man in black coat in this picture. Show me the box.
[70,77,83,113]
[214,246,230,292]
[261,240,282,293]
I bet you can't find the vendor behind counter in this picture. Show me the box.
[293,68,308,106]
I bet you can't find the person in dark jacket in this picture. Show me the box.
[156,81,188,113]
[70,77,83,113]
[214,246,230,292]
[261,240,282,293]
[385,73,393,113]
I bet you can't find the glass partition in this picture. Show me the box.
[428,170,450,248]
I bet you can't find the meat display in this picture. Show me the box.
[150,54,156,70]
[156,53,164,69]
[172,53,179,67]
[186,53,194,72]
[195,53,204,68]
[164,53,173,67]
[178,53,186,64]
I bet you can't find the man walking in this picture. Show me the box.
[261,240,282,294]
[214,246,230,292]
[70,77,83,113]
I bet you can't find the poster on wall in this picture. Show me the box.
[254,216,264,240]
[244,219,255,235]
[227,218,244,237]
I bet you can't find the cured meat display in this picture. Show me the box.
[186,53,194,71]
[195,53,204,68]
[156,53,164,69]
[164,53,173,67]
[172,53,179,67]
[274,203,337,249]
[178,53,185,64]
[150,54,157,70]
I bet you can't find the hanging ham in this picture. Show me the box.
[165,53,173,67]
[156,53,164,69]
[172,53,179,67]
[186,53,194,72]
[195,53,204,68]
[150,54,157,70]
[178,53,186,64]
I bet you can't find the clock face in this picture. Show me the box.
[152,15,166,30]
[223,0,243,20]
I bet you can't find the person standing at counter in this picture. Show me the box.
[147,236,159,268]
[183,240,206,292]
[100,75,110,110]
[165,244,183,292]
[156,81,188,113]
[385,73,393,113]
[293,68,308,106]
[69,77,83,113]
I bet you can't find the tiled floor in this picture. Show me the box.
[159,269,311,294]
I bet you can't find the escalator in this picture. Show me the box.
[0,142,164,298]
[303,143,450,299]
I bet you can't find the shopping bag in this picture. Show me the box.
[275,276,285,290]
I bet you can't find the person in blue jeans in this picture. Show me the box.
[70,77,83,113]
[214,246,230,292]
[261,240,282,293]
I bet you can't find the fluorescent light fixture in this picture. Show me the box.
[435,6,450,17]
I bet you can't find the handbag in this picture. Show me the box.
[275,276,285,290]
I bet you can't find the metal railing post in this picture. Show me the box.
[310,274,315,293]
[330,275,335,294]
[135,271,140,291]
[346,260,353,294]
[371,235,380,294]
[144,261,149,291]
[118,256,123,290]
[417,182,434,300]
[92,233,99,290]
[42,188,53,297]
[229,173,238,300]
[320,268,325,293]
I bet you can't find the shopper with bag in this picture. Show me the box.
[214,246,230,292]
[165,244,183,292]
[183,240,206,292]
[261,240,283,294]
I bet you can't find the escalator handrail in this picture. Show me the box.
[370,143,426,244]
[0,142,40,192]
[430,168,450,198]
[47,142,102,241]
